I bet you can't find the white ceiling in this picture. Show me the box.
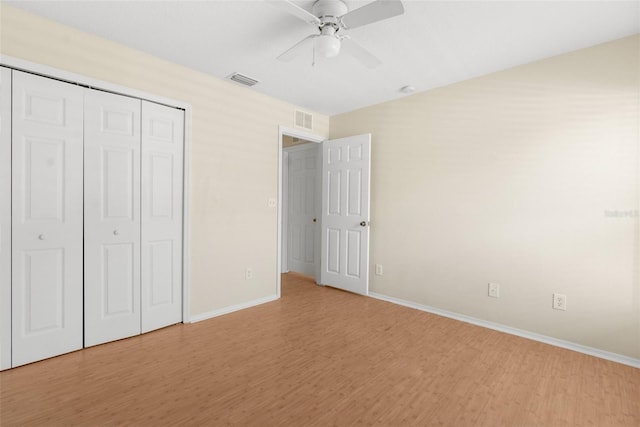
[6,0,639,115]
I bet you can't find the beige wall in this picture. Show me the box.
[2,4,638,360]
[331,35,640,359]
[0,4,329,317]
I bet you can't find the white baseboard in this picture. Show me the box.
[189,294,279,323]
[369,292,640,369]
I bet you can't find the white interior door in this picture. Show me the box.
[320,134,371,295]
[286,144,320,277]
[84,90,141,347]
[141,101,183,333]
[0,67,12,369]
[11,71,84,366]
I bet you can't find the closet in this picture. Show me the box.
[0,68,185,368]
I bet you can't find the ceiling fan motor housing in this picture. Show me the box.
[312,0,348,29]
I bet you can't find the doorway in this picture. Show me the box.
[282,140,321,277]
[277,127,324,297]
[277,127,372,298]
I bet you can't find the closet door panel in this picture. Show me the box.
[1,67,12,370]
[141,101,183,333]
[84,90,141,347]
[11,71,84,367]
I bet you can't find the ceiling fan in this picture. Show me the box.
[267,0,405,68]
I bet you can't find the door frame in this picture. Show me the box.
[281,150,289,274]
[0,55,193,369]
[277,126,324,298]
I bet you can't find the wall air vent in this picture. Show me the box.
[294,110,313,131]
[226,72,259,87]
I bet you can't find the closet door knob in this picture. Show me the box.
[38,234,45,240]
[113,230,119,236]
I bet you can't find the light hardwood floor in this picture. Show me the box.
[1,272,638,426]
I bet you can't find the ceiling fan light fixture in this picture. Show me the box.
[316,34,341,58]
[271,0,406,67]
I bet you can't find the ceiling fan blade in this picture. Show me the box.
[266,0,321,25]
[277,34,319,62]
[340,38,382,69]
[340,0,404,29]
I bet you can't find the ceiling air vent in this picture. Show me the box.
[295,110,313,131]
[226,72,259,87]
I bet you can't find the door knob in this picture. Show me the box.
[360,221,368,227]
[313,218,317,223]
[38,234,45,240]
[113,230,119,236]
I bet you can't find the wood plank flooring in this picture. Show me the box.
[1,272,638,426]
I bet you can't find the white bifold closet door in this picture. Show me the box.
[11,71,84,366]
[84,90,142,347]
[141,101,184,333]
[84,93,184,346]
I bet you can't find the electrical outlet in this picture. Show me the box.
[267,197,277,208]
[375,264,383,276]
[488,283,500,298]
[245,267,254,280]
[553,293,567,310]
